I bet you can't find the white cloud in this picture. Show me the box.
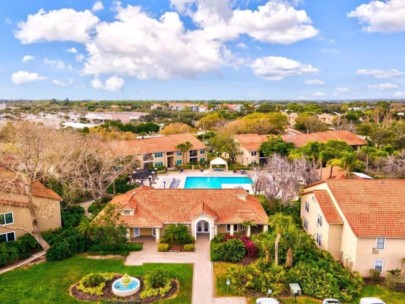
[15,8,99,44]
[356,68,405,79]
[313,91,326,97]
[67,47,78,53]
[11,71,46,85]
[368,82,398,90]
[236,42,248,49]
[52,79,74,87]
[22,55,35,63]
[43,58,66,69]
[92,1,104,12]
[394,91,405,97]
[250,56,318,81]
[305,79,325,85]
[348,0,405,33]
[91,76,124,91]
[335,87,349,93]
[75,54,85,62]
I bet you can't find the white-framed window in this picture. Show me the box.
[305,201,309,212]
[154,152,163,158]
[133,228,140,237]
[374,259,384,273]
[0,231,16,243]
[121,209,133,216]
[200,149,205,154]
[176,151,182,156]
[226,224,239,232]
[251,152,257,156]
[0,212,14,225]
[317,214,323,227]
[316,233,322,246]
[376,237,385,250]
[154,161,163,167]
[303,219,308,230]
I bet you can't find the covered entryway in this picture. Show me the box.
[197,220,210,234]
[210,157,228,172]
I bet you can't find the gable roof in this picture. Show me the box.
[109,186,268,227]
[313,190,343,224]
[110,133,206,155]
[235,134,268,151]
[308,180,405,238]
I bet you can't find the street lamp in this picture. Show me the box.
[226,278,231,295]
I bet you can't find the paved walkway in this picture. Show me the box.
[0,250,46,275]
[125,236,246,304]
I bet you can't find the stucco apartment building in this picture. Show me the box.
[112,133,207,169]
[301,179,405,277]
[104,186,268,242]
[0,180,62,242]
[235,130,366,166]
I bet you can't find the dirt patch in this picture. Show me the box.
[70,275,179,303]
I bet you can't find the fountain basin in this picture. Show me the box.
[112,276,140,297]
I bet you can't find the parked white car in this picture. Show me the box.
[256,298,280,304]
[359,297,386,304]
[322,299,342,304]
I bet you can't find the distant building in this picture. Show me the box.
[222,104,242,112]
[168,102,207,112]
[110,133,207,169]
[317,113,337,125]
[301,179,405,277]
[85,112,147,123]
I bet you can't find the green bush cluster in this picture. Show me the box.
[0,234,40,267]
[44,228,88,261]
[161,224,194,246]
[77,272,115,296]
[61,205,85,228]
[140,269,172,299]
[385,271,405,291]
[211,238,245,262]
[158,243,169,252]
[87,243,142,256]
[183,244,195,252]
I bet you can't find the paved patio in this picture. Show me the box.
[125,235,247,304]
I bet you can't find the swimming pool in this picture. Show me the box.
[184,176,253,189]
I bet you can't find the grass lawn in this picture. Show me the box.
[360,284,405,303]
[0,255,193,304]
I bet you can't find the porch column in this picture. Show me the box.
[155,228,161,243]
[263,225,268,232]
[230,224,234,236]
[214,225,218,237]
[247,225,251,237]
[126,229,130,240]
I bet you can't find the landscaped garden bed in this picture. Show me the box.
[158,224,195,252]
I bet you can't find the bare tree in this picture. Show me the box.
[0,122,81,250]
[251,154,318,205]
[382,150,405,178]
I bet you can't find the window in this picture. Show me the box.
[226,224,239,232]
[200,149,205,154]
[0,212,13,225]
[316,233,322,246]
[154,161,163,167]
[176,151,182,156]
[305,201,309,212]
[176,160,182,165]
[376,238,385,250]
[303,219,308,230]
[199,158,205,163]
[374,259,384,273]
[317,214,323,227]
[122,209,132,216]
[251,152,257,156]
[133,228,140,237]
[0,232,16,243]
[154,152,163,158]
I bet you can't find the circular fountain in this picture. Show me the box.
[112,273,140,297]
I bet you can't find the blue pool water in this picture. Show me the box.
[185,176,252,189]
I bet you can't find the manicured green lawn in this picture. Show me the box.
[360,284,405,303]
[0,255,193,304]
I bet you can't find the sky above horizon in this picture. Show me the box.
[1,0,405,100]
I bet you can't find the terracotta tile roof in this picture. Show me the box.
[235,134,268,151]
[325,179,405,237]
[317,166,346,181]
[108,186,268,227]
[313,190,343,224]
[109,133,206,155]
[32,180,62,201]
[282,130,366,147]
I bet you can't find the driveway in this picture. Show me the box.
[125,235,246,304]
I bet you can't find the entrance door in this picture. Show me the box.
[197,220,209,233]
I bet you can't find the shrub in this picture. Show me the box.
[161,224,194,246]
[77,272,114,296]
[45,228,88,261]
[88,202,107,215]
[87,243,142,255]
[385,272,405,291]
[61,205,85,228]
[82,273,105,288]
[141,269,172,299]
[211,239,245,262]
[369,269,381,283]
[0,243,19,267]
[15,234,40,259]
[183,244,195,252]
[158,243,169,252]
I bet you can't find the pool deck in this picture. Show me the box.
[152,170,254,193]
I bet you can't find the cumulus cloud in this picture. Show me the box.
[357,68,405,79]
[67,47,78,53]
[92,1,104,12]
[305,79,325,85]
[22,55,35,63]
[52,79,74,87]
[313,91,326,97]
[348,0,405,33]
[11,71,46,85]
[368,82,398,90]
[15,8,99,44]
[250,56,318,81]
[91,76,124,91]
[43,58,66,69]
[75,54,85,62]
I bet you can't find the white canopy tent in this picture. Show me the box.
[210,157,228,172]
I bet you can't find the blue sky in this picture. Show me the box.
[1,0,405,100]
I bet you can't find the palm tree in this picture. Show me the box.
[176,141,193,165]
[328,151,364,176]
[360,146,376,171]
[269,214,297,266]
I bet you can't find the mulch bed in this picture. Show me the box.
[70,275,178,303]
